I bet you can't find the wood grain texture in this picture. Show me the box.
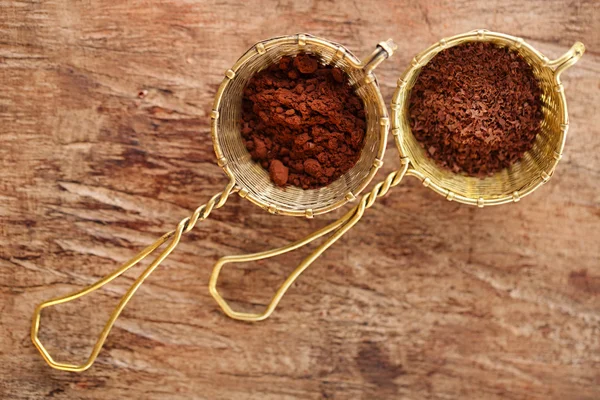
[1,0,599,399]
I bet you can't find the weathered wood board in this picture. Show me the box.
[1,0,599,399]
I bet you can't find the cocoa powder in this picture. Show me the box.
[241,54,366,189]
[409,42,543,176]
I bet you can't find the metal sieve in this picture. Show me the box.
[213,33,394,217]
[392,29,585,206]
[31,33,396,371]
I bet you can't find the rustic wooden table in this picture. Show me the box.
[1,1,599,399]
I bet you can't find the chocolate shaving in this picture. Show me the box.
[409,42,543,176]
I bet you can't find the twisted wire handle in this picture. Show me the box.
[32,159,409,369]
[209,160,410,322]
[31,173,236,372]
[360,158,409,209]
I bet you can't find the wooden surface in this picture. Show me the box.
[1,1,599,399]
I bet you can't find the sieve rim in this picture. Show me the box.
[391,29,573,207]
[211,33,389,217]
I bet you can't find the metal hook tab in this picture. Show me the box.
[549,42,585,81]
[363,39,397,74]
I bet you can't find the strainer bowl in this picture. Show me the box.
[212,33,394,217]
[392,29,585,207]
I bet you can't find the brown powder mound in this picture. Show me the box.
[241,54,366,189]
[409,42,543,177]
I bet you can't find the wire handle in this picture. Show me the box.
[209,161,409,322]
[31,174,236,372]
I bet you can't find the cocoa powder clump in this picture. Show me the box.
[269,160,288,187]
[409,42,543,176]
[241,54,366,189]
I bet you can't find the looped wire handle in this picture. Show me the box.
[209,161,410,322]
[31,172,237,372]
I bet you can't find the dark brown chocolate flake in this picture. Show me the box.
[409,42,543,176]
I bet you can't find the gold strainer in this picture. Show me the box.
[393,29,585,206]
[31,33,395,371]
[213,34,394,217]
